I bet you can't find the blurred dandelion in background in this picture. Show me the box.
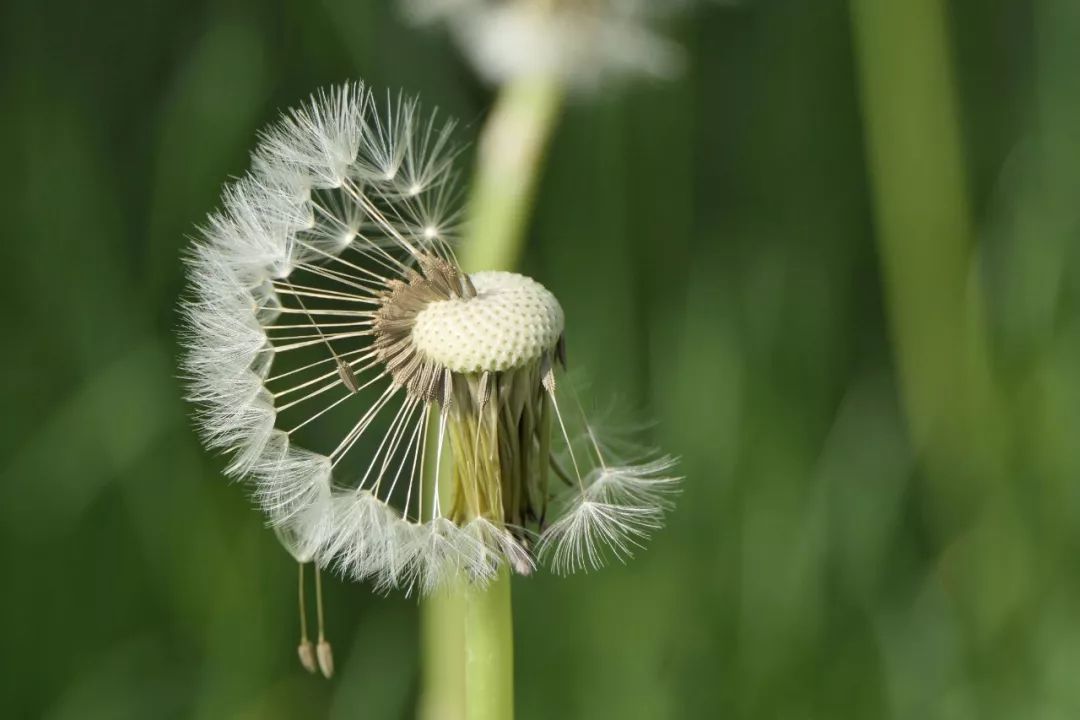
[404,0,688,87]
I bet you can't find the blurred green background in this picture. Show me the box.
[3,0,1080,718]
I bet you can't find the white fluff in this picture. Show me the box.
[465,518,536,577]
[536,457,679,574]
[583,456,682,510]
[252,437,334,523]
[411,517,489,594]
[254,83,367,190]
[316,490,400,582]
[537,498,663,575]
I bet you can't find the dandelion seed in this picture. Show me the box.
[317,639,335,679]
[180,81,679,604]
[314,564,335,679]
[298,639,318,674]
[275,526,321,674]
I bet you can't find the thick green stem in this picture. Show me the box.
[419,72,563,720]
[419,581,466,720]
[464,569,514,720]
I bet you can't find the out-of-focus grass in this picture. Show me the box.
[1,1,1078,718]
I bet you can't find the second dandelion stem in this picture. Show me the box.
[460,75,563,272]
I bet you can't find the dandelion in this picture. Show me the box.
[181,81,678,603]
[404,0,688,88]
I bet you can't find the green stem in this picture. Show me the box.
[460,74,563,273]
[420,72,563,720]
[419,581,466,720]
[464,569,514,720]
[419,429,467,720]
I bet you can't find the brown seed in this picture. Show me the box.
[298,640,317,674]
[336,358,360,393]
[317,639,335,679]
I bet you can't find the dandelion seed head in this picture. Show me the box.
[181,80,679,596]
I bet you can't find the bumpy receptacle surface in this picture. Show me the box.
[411,271,564,373]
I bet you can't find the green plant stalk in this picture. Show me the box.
[464,568,514,720]
[460,74,564,272]
[419,72,563,720]
[849,0,1003,525]
[418,577,466,720]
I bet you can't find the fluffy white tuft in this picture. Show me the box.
[583,456,681,510]
[252,436,334,523]
[255,83,367,190]
[465,518,536,578]
[537,498,663,575]
[311,491,402,583]
[410,517,489,594]
[536,456,679,574]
